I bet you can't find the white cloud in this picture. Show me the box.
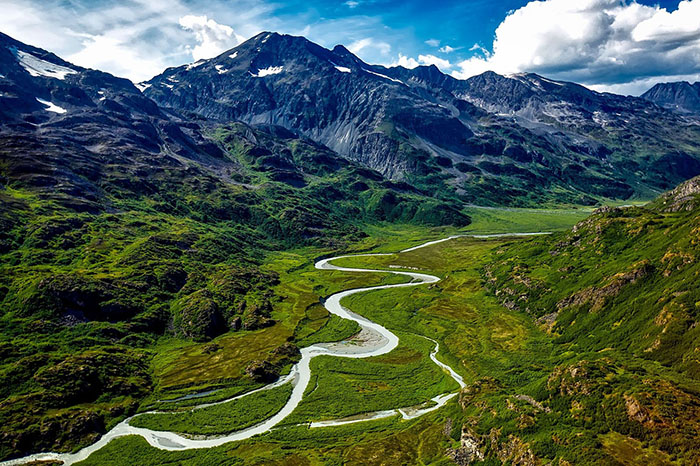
[417,54,452,70]
[438,45,456,53]
[451,0,700,95]
[632,0,700,42]
[468,43,489,54]
[68,33,172,82]
[179,15,243,61]
[389,53,452,71]
[0,0,271,82]
[345,0,360,8]
[425,38,440,47]
[392,54,419,69]
[591,72,700,95]
[348,37,391,56]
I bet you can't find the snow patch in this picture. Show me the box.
[163,83,174,90]
[135,82,151,92]
[335,65,351,73]
[167,76,179,83]
[229,52,238,59]
[539,76,564,86]
[506,73,541,91]
[36,97,66,114]
[250,66,284,78]
[364,69,404,85]
[215,65,228,75]
[185,60,205,71]
[12,48,77,80]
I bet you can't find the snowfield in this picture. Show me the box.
[13,49,77,80]
[250,66,284,77]
[36,97,67,114]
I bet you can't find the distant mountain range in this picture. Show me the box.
[3,30,700,210]
[142,31,700,206]
[641,80,700,115]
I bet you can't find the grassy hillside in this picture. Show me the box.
[482,176,700,464]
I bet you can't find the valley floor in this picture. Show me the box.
[3,207,604,465]
[16,206,689,465]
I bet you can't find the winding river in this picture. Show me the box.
[3,233,543,466]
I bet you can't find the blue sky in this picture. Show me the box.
[1,0,699,94]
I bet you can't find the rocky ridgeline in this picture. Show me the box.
[655,174,700,212]
[143,32,700,206]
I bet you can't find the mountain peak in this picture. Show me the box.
[332,44,352,56]
[641,80,700,115]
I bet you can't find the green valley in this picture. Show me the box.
[3,15,700,466]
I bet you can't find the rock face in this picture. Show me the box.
[654,174,700,212]
[447,428,484,465]
[143,32,475,181]
[0,31,225,214]
[642,81,700,115]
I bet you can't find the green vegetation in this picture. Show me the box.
[69,232,555,465]
[9,114,693,464]
[130,383,293,436]
[473,180,700,464]
[0,186,611,464]
[64,180,700,465]
[463,205,591,234]
[0,120,473,459]
[294,313,361,347]
[285,333,460,424]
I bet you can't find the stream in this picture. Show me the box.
[3,233,540,465]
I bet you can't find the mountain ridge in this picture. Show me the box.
[641,80,700,115]
[142,31,700,207]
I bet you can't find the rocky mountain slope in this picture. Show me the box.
[641,81,700,115]
[481,175,700,464]
[144,32,700,206]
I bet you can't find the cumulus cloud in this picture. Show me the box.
[451,0,700,94]
[417,54,452,69]
[348,37,392,56]
[390,53,452,71]
[179,15,243,61]
[393,54,419,69]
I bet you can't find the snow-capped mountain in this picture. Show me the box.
[142,32,700,205]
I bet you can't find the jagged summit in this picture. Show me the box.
[0,32,225,211]
[140,31,700,205]
[641,81,700,115]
